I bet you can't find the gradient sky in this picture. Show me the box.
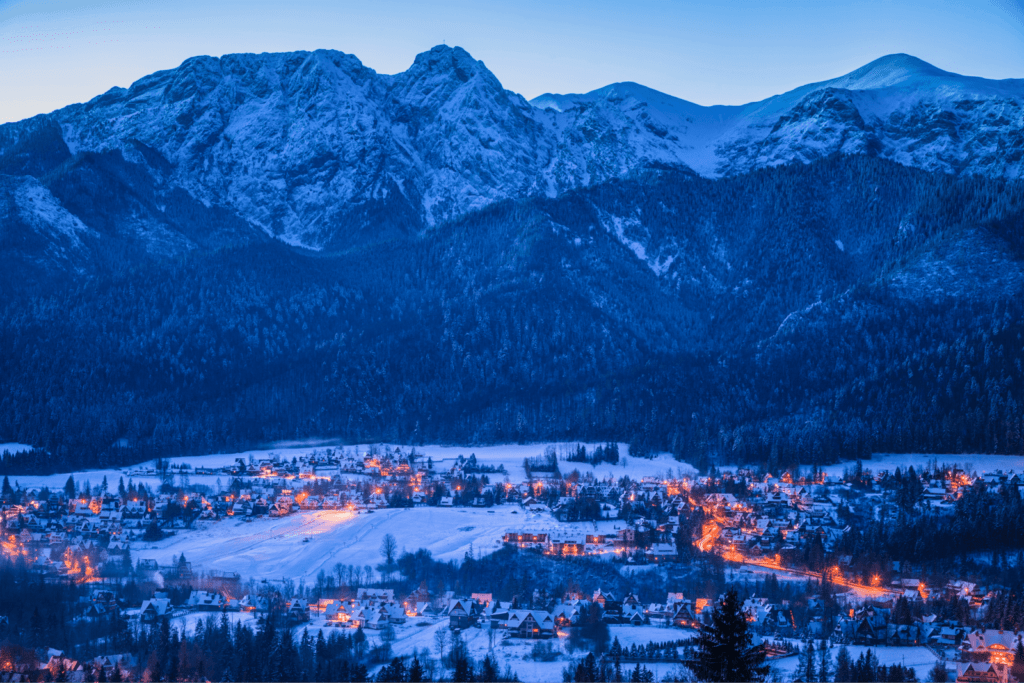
[1,0,1023,124]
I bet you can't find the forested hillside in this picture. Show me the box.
[2,155,1023,473]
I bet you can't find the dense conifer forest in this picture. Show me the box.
[2,156,1023,473]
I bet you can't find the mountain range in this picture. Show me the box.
[1,46,1023,472]
[2,46,1022,256]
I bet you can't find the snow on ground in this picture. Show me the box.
[267,611,942,683]
[0,443,33,454]
[770,642,939,681]
[134,506,624,583]
[297,617,692,683]
[6,468,225,494]
[171,610,257,635]
[206,441,690,482]
[720,452,1024,480]
[607,624,696,646]
[6,441,692,494]
[369,443,694,482]
[820,453,1024,477]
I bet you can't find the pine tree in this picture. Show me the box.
[408,656,424,683]
[928,660,949,682]
[453,646,473,682]
[478,654,499,682]
[835,646,853,683]
[689,590,770,682]
[796,640,816,682]
[1012,641,1024,683]
[818,639,833,683]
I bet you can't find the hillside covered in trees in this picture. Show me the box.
[2,155,1024,473]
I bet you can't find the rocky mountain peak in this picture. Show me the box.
[1,47,1021,253]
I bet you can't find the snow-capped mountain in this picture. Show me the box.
[534,54,1024,178]
[1,47,1021,252]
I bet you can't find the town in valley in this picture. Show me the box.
[2,443,1024,682]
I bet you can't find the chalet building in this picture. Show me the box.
[620,604,647,626]
[646,543,678,562]
[447,598,482,630]
[956,662,1003,683]
[502,532,548,547]
[240,594,270,612]
[961,629,1023,663]
[139,597,171,623]
[506,610,555,638]
[286,599,310,624]
[187,590,225,610]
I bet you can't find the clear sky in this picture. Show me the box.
[1,0,1022,124]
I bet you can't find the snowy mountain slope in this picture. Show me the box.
[11,45,559,250]
[534,53,1024,178]
[0,174,92,276]
[0,47,1021,254]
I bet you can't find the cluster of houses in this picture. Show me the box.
[117,584,712,640]
[4,451,1024,679]
[500,530,678,563]
[136,590,311,625]
[311,587,709,638]
[21,650,138,683]
[685,466,981,566]
[0,494,136,581]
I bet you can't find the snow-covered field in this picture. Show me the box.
[169,610,257,635]
[4,441,692,494]
[719,452,1024,479]
[821,452,1024,476]
[5,467,226,494]
[135,507,626,582]
[144,441,691,483]
[159,605,941,683]
[289,616,694,682]
[0,442,32,454]
[769,642,939,681]
[14,443,1014,494]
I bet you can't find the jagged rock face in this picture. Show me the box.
[29,46,565,249]
[1,47,1022,252]
[539,54,1024,180]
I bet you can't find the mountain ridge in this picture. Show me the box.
[2,45,1022,253]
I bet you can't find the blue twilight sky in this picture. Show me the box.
[1,0,1023,124]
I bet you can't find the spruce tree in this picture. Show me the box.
[796,640,816,682]
[689,590,770,682]
[818,639,833,683]
[927,660,949,682]
[408,656,424,683]
[1012,641,1024,683]
[835,646,853,683]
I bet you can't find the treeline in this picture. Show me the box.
[838,477,1024,565]
[566,444,621,467]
